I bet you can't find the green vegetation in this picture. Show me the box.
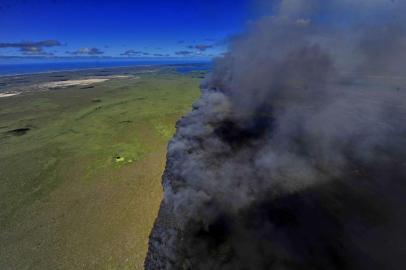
[0,68,201,269]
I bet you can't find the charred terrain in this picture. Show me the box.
[146,1,406,269]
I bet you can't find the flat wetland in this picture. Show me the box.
[0,65,204,269]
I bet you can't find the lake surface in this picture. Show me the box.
[0,60,210,77]
[176,63,212,74]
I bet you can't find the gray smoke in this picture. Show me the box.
[146,1,406,269]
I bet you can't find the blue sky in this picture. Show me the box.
[0,0,259,60]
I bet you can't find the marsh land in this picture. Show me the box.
[0,65,204,269]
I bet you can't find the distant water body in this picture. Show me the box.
[0,60,210,77]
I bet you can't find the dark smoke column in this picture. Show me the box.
[146,1,406,269]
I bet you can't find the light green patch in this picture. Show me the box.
[115,156,125,162]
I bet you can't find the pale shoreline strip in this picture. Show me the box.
[0,92,20,98]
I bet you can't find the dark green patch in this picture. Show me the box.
[6,127,31,136]
[81,86,95,89]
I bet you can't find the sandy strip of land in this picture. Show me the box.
[0,92,20,98]
[42,78,110,89]
[40,75,134,89]
[0,75,136,95]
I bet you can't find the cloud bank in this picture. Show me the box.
[120,49,144,56]
[175,50,195,56]
[0,40,61,55]
[188,44,214,52]
[67,47,104,56]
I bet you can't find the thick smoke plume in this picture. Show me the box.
[146,1,406,269]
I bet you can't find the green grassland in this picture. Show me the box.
[0,67,201,269]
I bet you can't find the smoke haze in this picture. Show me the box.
[146,1,406,269]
